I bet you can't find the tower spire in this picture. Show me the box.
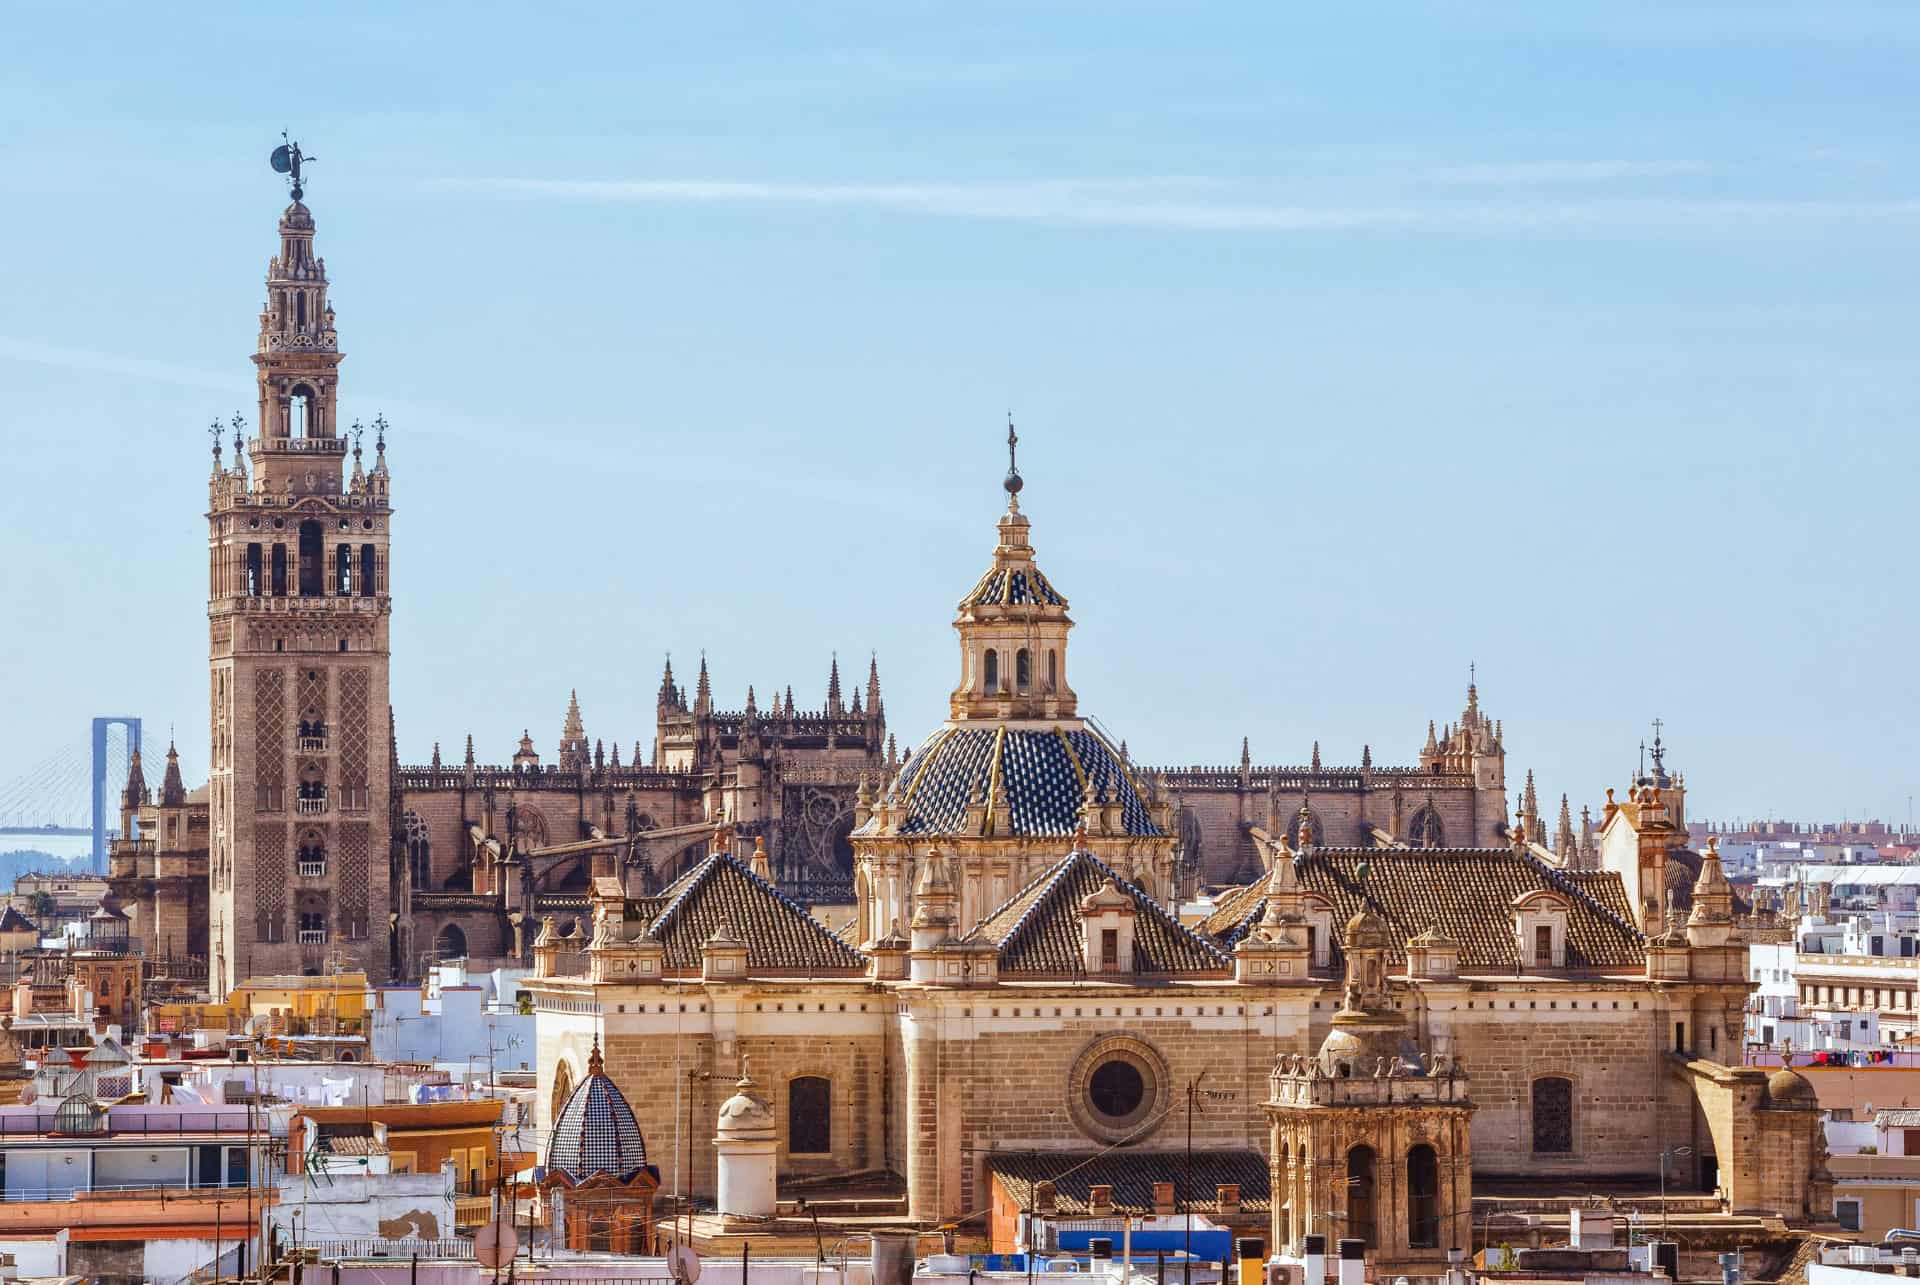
[866,654,883,716]
[694,654,712,715]
[1004,412,1023,510]
[826,654,843,715]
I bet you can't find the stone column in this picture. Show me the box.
[904,1002,943,1221]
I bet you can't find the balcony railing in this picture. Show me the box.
[297,736,329,753]
[296,797,327,816]
[298,929,328,944]
[298,861,327,878]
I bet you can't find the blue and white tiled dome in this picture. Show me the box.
[864,723,1162,839]
[959,564,1066,610]
[548,1044,651,1183]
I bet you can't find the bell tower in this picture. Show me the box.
[207,139,395,992]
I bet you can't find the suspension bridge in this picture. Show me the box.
[0,717,143,874]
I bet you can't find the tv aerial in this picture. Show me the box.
[269,131,315,201]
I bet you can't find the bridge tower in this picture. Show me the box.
[207,148,394,992]
[90,716,141,873]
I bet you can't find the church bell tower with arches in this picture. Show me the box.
[206,140,394,991]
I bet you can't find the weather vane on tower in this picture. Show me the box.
[270,131,316,201]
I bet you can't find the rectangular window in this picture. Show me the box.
[360,544,376,597]
[1836,1199,1862,1232]
[270,544,287,595]
[335,544,352,595]
[1674,1021,1687,1054]
[1101,929,1119,968]
[246,544,263,596]
[1535,925,1553,966]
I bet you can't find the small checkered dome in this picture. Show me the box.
[547,1043,649,1183]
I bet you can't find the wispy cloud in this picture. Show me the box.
[0,336,235,393]
[437,175,1920,233]
[1429,160,1716,185]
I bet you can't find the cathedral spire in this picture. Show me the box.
[657,656,677,709]
[745,685,758,717]
[694,655,712,715]
[1555,794,1575,859]
[826,654,843,715]
[160,741,186,806]
[866,654,883,716]
[122,745,147,811]
[1311,740,1322,772]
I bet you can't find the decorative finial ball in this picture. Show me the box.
[1004,468,1024,496]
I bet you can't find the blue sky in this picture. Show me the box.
[2,3,1917,827]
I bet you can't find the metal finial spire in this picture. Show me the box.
[373,413,388,453]
[230,413,246,456]
[1003,412,1023,504]
[209,420,223,458]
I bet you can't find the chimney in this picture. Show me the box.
[1337,1239,1366,1285]
[1035,1181,1057,1214]
[1217,1183,1242,1217]
[1089,1184,1114,1216]
[1303,1235,1326,1285]
[1152,1181,1177,1215]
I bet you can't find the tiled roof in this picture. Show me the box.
[0,906,36,933]
[960,565,1066,609]
[1876,1108,1920,1128]
[548,1061,649,1183]
[987,1150,1269,1216]
[640,853,867,974]
[864,724,1162,839]
[968,851,1230,976]
[1210,847,1645,970]
[317,1122,380,1156]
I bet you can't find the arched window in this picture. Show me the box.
[435,922,468,961]
[982,649,999,693]
[404,811,431,888]
[334,545,352,595]
[1015,648,1032,692]
[297,520,324,597]
[789,1076,831,1154]
[246,544,263,597]
[1346,1145,1377,1248]
[1407,804,1445,849]
[359,545,376,598]
[1532,1076,1573,1153]
[290,385,315,438]
[1047,649,1057,692]
[1407,1144,1440,1248]
[271,544,288,596]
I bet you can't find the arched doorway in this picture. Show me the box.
[435,922,467,961]
[1346,1145,1377,1248]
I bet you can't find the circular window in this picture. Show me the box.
[1067,1035,1168,1144]
[1089,1060,1145,1119]
[272,517,285,529]
[363,518,374,530]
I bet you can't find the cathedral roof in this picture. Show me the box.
[547,1044,651,1184]
[639,852,867,974]
[864,724,1162,839]
[1211,847,1644,970]
[959,564,1066,610]
[965,850,1230,976]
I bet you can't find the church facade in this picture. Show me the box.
[526,457,1832,1244]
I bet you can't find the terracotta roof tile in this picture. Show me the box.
[1211,847,1644,970]
[640,853,866,974]
[988,1150,1269,1216]
[969,851,1230,976]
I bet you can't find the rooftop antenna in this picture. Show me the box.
[269,131,316,201]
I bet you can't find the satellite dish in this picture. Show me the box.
[475,1220,518,1269]
[669,1245,702,1282]
[270,144,293,174]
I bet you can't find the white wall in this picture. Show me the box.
[93,1145,192,1189]
[2,1148,90,1198]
